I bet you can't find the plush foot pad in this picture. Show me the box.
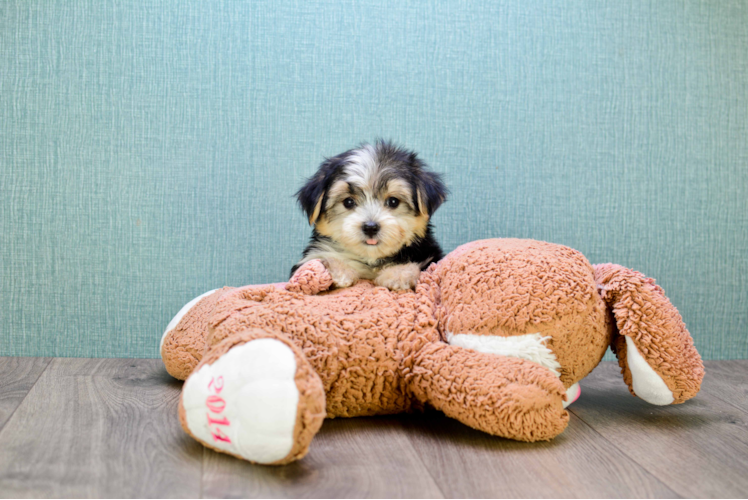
[562,382,581,408]
[181,339,306,464]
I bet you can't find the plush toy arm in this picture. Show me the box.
[594,264,704,405]
[407,343,569,441]
[286,259,334,295]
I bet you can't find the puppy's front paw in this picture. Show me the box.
[374,263,421,291]
[324,258,360,289]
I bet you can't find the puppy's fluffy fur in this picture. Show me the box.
[291,140,447,290]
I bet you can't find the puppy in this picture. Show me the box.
[291,140,447,291]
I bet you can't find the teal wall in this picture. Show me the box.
[1,1,746,359]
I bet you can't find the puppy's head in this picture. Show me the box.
[296,140,447,261]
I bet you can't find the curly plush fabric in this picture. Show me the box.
[594,264,704,403]
[285,259,333,295]
[161,287,232,380]
[205,280,438,417]
[433,239,613,388]
[161,238,704,465]
[407,343,569,441]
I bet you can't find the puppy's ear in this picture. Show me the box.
[413,162,448,217]
[296,155,346,225]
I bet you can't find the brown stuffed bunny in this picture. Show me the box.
[161,238,703,465]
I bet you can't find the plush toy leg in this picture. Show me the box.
[594,264,704,405]
[408,343,569,441]
[161,287,235,380]
[179,328,326,465]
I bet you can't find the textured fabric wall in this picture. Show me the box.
[1,1,746,359]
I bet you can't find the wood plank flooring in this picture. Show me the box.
[0,357,745,498]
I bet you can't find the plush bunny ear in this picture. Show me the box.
[413,161,448,217]
[594,263,704,405]
[295,155,348,225]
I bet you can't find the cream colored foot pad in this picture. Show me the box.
[182,339,300,463]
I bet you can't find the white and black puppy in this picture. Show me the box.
[291,140,448,290]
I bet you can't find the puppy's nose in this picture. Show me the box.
[362,222,380,237]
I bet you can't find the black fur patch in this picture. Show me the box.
[294,151,352,223]
[290,230,332,277]
[374,223,444,269]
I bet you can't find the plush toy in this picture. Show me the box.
[160,238,703,465]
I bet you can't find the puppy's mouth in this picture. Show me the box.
[365,238,379,246]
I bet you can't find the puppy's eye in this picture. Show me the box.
[386,197,400,209]
[343,197,356,209]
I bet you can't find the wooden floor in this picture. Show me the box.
[0,358,746,499]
